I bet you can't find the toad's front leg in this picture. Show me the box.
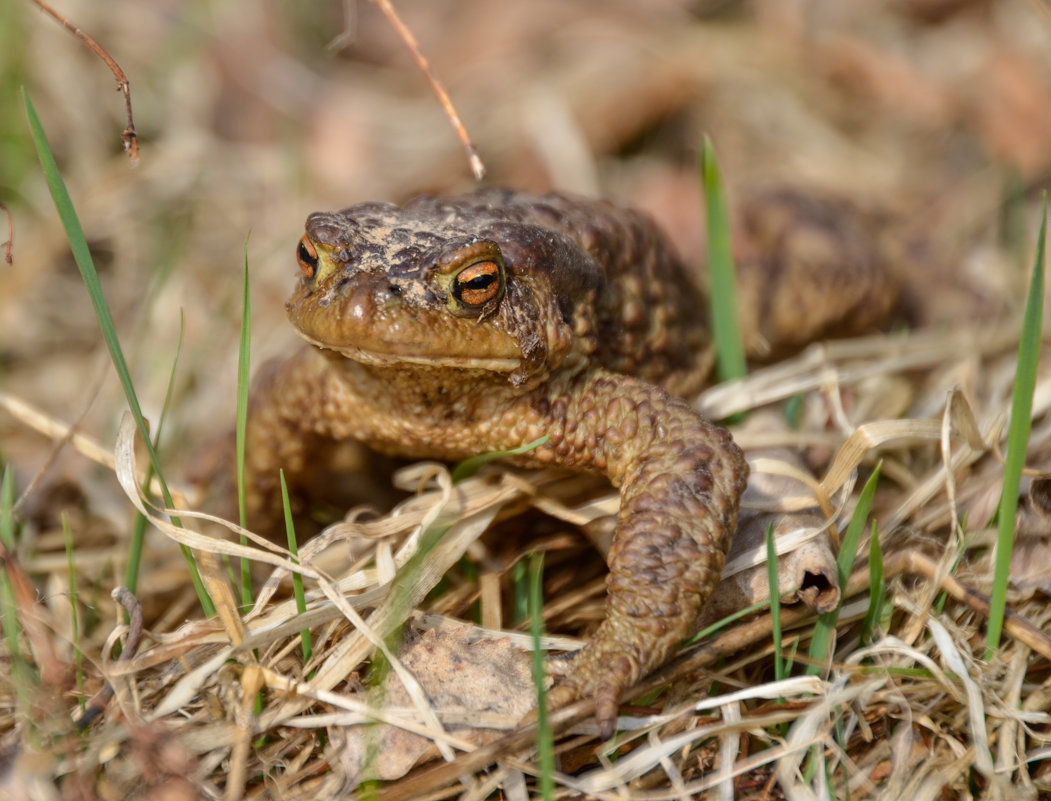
[240,346,381,532]
[535,370,749,737]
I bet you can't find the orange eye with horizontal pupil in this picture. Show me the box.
[297,235,319,278]
[453,260,502,307]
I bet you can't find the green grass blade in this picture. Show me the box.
[986,194,1045,658]
[125,314,184,594]
[0,466,23,664]
[280,470,312,667]
[700,136,747,386]
[782,638,799,678]
[63,512,86,715]
[860,521,885,645]
[0,464,14,551]
[687,598,771,644]
[807,464,881,675]
[765,521,784,682]
[23,89,215,618]
[0,466,36,710]
[451,435,550,483]
[512,559,528,625]
[236,237,253,610]
[836,464,881,591]
[528,552,555,800]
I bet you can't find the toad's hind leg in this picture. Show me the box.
[535,370,749,737]
[733,189,902,359]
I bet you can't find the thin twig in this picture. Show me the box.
[371,0,485,180]
[76,586,144,729]
[28,0,139,163]
[0,203,12,264]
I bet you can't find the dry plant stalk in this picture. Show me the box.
[370,0,485,179]
[28,0,139,162]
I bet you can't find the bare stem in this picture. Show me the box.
[371,0,485,180]
[29,0,139,162]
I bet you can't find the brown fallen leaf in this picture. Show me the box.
[329,622,535,785]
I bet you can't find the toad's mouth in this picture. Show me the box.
[294,330,522,372]
[287,271,527,373]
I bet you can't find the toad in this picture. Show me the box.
[240,188,896,736]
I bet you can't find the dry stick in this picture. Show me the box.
[372,0,485,180]
[886,550,1051,661]
[226,666,265,801]
[28,0,139,162]
[76,587,144,729]
[377,548,1051,800]
[0,202,12,264]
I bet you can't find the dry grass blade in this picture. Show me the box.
[697,324,1020,420]
[0,388,115,473]
[819,393,990,499]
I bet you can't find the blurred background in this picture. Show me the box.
[0,0,1050,533]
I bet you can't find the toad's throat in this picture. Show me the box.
[295,331,522,372]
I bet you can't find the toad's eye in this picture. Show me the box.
[452,260,503,308]
[297,236,319,278]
